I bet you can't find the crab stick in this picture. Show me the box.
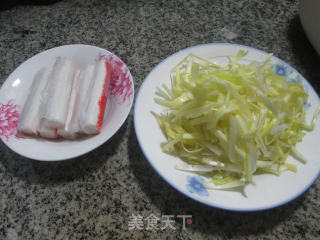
[58,63,96,138]
[56,69,80,139]
[17,65,52,136]
[38,120,57,139]
[41,57,74,129]
[73,64,95,135]
[80,60,111,134]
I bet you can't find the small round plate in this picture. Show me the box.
[0,44,134,161]
[134,43,320,211]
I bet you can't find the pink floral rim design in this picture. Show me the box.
[97,53,134,104]
[0,99,20,141]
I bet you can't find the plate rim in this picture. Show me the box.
[133,42,320,212]
[0,44,134,161]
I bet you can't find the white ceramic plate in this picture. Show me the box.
[134,43,320,211]
[0,44,134,161]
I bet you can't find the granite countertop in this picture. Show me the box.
[0,0,319,239]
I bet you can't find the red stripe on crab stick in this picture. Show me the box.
[96,61,111,132]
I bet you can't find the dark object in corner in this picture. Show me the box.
[25,0,61,5]
[0,0,20,10]
[0,0,61,10]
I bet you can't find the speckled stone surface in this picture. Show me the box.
[0,0,319,239]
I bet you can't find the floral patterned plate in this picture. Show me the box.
[134,43,320,211]
[0,44,134,161]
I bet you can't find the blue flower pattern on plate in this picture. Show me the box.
[304,102,311,110]
[288,78,297,83]
[186,175,209,197]
[274,63,293,77]
[274,63,310,106]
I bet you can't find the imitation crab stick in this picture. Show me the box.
[57,69,82,139]
[17,65,52,136]
[18,58,112,139]
[41,57,74,129]
[73,64,95,135]
[38,120,58,139]
[80,60,111,134]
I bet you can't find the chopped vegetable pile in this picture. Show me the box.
[153,50,319,190]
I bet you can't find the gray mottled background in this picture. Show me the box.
[0,0,319,239]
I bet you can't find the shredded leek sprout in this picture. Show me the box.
[153,50,319,190]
